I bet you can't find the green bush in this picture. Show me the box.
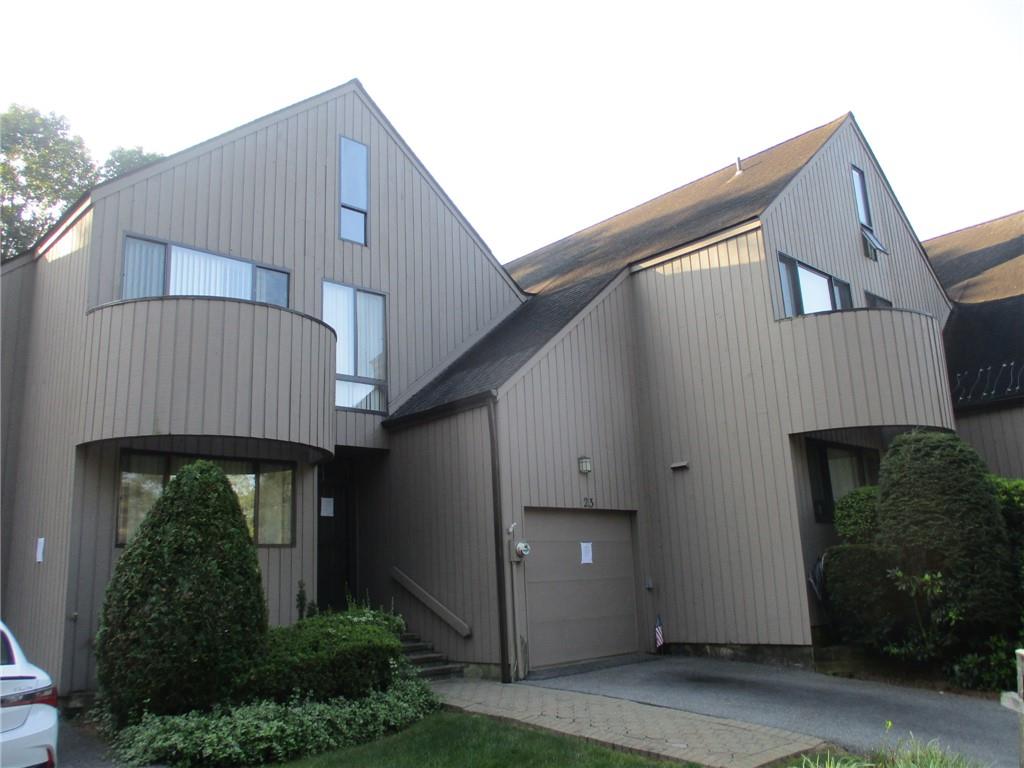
[824,544,910,647]
[241,612,402,702]
[111,674,439,768]
[948,635,1017,691]
[833,485,879,544]
[876,430,1015,641]
[96,460,267,726]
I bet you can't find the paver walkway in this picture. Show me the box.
[432,678,824,768]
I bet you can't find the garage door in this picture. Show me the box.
[524,508,639,669]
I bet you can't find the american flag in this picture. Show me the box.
[654,614,664,650]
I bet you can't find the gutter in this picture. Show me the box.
[486,394,512,683]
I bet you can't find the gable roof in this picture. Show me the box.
[923,212,1024,410]
[388,114,849,424]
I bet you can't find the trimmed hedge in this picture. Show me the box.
[96,460,267,726]
[833,485,879,545]
[824,544,910,647]
[877,430,1015,633]
[111,674,439,768]
[240,612,402,702]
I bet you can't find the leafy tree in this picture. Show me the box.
[98,146,163,182]
[1,105,96,260]
[96,460,268,726]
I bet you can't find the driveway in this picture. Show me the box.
[526,656,1018,767]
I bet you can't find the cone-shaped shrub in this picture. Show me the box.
[877,430,1015,634]
[96,460,268,726]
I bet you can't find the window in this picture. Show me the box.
[122,237,289,307]
[323,281,387,412]
[865,291,893,309]
[779,254,853,317]
[851,165,888,260]
[339,137,368,245]
[806,439,879,523]
[117,452,294,546]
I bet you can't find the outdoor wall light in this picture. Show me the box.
[578,456,593,475]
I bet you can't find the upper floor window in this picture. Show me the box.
[323,281,386,413]
[779,254,852,317]
[117,452,294,546]
[865,291,893,309]
[851,165,888,260]
[339,137,368,245]
[122,237,288,307]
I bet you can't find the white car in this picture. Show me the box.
[1,621,58,768]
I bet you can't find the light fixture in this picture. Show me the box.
[578,456,593,475]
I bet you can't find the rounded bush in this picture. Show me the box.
[96,460,268,726]
[833,485,879,544]
[824,544,909,647]
[877,430,1015,633]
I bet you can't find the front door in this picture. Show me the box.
[317,458,359,611]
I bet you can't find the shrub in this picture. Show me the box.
[876,430,1015,641]
[111,673,439,768]
[833,485,879,544]
[241,611,402,702]
[948,634,1017,691]
[824,544,910,647]
[96,460,267,726]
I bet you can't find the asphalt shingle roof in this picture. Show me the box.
[388,114,850,424]
[923,212,1024,410]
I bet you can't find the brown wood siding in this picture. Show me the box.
[957,405,1024,478]
[0,213,93,688]
[85,85,521,449]
[630,229,953,648]
[762,120,950,325]
[360,406,500,665]
[79,298,335,455]
[63,435,318,693]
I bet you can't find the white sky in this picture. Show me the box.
[4,0,1021,262]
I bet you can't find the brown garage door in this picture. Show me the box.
[524,508,639,669]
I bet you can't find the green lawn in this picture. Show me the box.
[277,710,690,768]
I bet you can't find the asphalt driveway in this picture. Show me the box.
[526,655,1018,767]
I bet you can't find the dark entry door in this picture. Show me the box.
[317,458,359,611]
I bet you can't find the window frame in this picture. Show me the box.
[322,280,388,415]
[115,449,297,548]
[338,136,369,246]
[864,291,893,309]
[778,253,853,317]
[805,438,879,524]
[120,235,291,307]
[851,165,888,260]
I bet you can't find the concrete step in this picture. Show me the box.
[417,661,465,680]
[406,650,446,666]
[402,640,433,653]
[400,632,420,642]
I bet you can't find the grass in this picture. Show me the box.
[767,738,985,768]
[277,710,691,767]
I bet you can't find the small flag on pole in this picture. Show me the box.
[654,614,664,651]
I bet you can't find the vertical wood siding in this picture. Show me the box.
[0,214,93,687]
[79,298,335,455]
[63,436,318,693]
[360,406,500,665]
[631,229,953,648]
[85,85,521,449]
[957,405,1024,478]
[762,120,950,325]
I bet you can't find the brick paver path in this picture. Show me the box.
[432,678,824,768]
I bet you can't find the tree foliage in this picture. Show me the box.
[1,105,163,260]
[833,485,879,545]
[1,105,95,260]
[96,460,268,726]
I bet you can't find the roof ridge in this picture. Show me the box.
[507,112,849,271]
[922,209,1024,248]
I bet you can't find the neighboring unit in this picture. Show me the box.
[924,211,1024,477]
[1,84,955,695]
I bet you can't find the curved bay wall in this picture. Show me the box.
[79,297,336,456]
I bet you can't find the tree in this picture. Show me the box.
[1,105,96,260]
[98,146,163,182]
[96,460,268,726]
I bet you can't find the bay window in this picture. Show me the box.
[323,281,387,413]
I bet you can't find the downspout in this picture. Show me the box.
[486,394,512,683]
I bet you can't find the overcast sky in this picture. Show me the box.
[4,0,1021,262]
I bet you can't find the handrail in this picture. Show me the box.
[391,566,472,638]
